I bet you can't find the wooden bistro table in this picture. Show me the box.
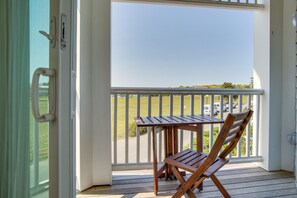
[134,115,224,195]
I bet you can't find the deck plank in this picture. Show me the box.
[77,165,297,198]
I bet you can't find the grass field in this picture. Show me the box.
[111,95,249,139]
[30,97,49,163]
[31,94,251,163]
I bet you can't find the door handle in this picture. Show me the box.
[31,68,56,122]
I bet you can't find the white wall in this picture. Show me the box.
[76,0,93,191]
[91,0,112,186]
[282,0,296,172]
[76,0,112,191]
[254,0,273,170]
[269,0,283,170]
[255,0,296,171]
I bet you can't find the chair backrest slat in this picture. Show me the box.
[219,110,253,159]
[230,120,244,130]
[224,133,237,145]
[227,126,241,138]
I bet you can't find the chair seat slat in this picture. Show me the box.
[188,154,207,167]
[183,152,203,164]
[172,149,192,160]
[164,158,197,173]
[176,151,197,162]
[204,158,229,177]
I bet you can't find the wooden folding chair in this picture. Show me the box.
[164,110,253,198]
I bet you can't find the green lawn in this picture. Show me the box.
[30,98,49,163]
[111,95,249,139]
[184,127,253,157]
[31,94,251,163]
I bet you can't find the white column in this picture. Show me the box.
[281,0,296,172]
[76,0,111,191]
[76,0,94,191]
[254,0,283,171]
[91,0,112,185]
[254,0,271,171]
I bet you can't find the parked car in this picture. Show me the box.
[204,105,219,116]
[214,102,228,112]
[225,103,237,109]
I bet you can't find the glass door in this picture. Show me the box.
[29,0,75,197]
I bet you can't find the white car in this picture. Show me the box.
[204,105,219,116]
[226,103,237,109]
[214,103,228,112]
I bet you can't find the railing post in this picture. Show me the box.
[209,94,214,151]
[125,94,129,163]
[190,94,194,149]
[136,94,140,163]
[180,94,184,151]
[237,95,242,158]
[254,95,260,157]
[113,94,118,164]
[246,95,252,157]
[158,94,162,161]
[170,94,173,116]
[33,119,39,186]
[200,94,204,152]
[148,94,152,163]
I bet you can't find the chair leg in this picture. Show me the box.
[192,177,206,191]
[171,166,185,184]
[173,186,196,198]
[210,174,231,198]
[171,166,196,198]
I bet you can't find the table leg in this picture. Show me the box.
[160,125,189,182]
[167,126,173,156]
[167,126,173,176]
[152,127,158,195]
[196,124,203,153]
[173,126,178,154]
[164,127,168,180]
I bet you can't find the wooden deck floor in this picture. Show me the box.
[77,164,297,198]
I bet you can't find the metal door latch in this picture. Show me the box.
[61,14,66,50]
[39,17,56,48]
[288,132,297,145]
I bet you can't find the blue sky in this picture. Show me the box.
[30,0,49,83]
[111,2,254,87]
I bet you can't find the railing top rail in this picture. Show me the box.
[111,87,264,95]
[115,0,265,10]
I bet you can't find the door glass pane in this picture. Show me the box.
[29,0,50,197]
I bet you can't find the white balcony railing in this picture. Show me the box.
[125,0,265,9]
[111,87,264,170]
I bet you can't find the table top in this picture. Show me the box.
[134,115,224,127]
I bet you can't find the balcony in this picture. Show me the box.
[74,86,297,197]
[31,85,296,196]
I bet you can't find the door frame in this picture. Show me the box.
[49,0,76,197]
